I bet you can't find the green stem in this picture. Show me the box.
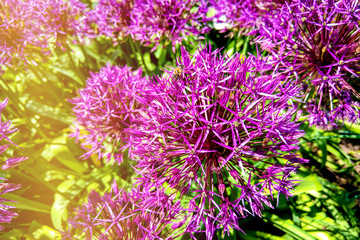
[242,35,250,57]
[165,43,176,65]
[121,39,137,67]
[233,33,238,54]
[129,37,150,76]
[75,36,93,69]
[64,43,87,83]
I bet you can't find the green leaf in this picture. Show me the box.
[293,174,323,195]
[154,43,163,59]
[28,220,60,240]
[41,135,87,173]
[2,193,51,214]
[51,193,70,230]
[316,139,328,169]
[52,66,83,86]
[69,44,86,64]
[57,179,76,193]
[26,100,73,125]
[144,52,156,71]
[0,228,23,239]
[265,214,318,240]
[343,122,360,134]
[109,48,123,63]
[241,230,286,240]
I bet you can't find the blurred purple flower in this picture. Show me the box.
[131,44,307,237]
[254,0,360,126]
[0,0,50,67]
[0,0,89,69]
[84,0,210,47]
[86,0,133,42]
[70,65,147,164]
[129,0,210,47]
[39,0,90,46]
[65,181,187,239]
[210,0,287,36]
[0,98,27,230]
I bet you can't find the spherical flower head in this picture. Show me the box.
[86,0,133,42]
[0,98,26,230]
[129,0,210,47]
[0,0,51,68]
[254,0,360,126]
[132,44,307,237]
[210,0,287,36]
[70,65,147,164]
[65,181,187,239]
[39,0,90,46]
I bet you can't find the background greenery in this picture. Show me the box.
[1,27,359,240]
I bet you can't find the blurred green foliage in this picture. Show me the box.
[0,27,359,240]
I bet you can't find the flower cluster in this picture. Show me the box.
[70,65,147,164]
[86,0,210,47]
[0,0,49,67]
[39,0,89,46]
[0,98,26,230]
[254,0,360,126]
[86,0,134,41]
[131,45,307,237]
[0,0,89,68]
[209,0,286,36]
[65,181,187,239]
[130,0,210,47]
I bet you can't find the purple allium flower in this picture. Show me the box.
[0,98,27,167]
[2,157,28,170]
[0,99,18,146]
[0,0,90,69]
[254,0,360,126]
[65,181,187,240]
[86,0,133,42]
[210,0,287,36]
[70,65,147,164]
[0,182,21,230]
[0,0,50,67]
[0,98,26,230]
[85,0,210,47]
[129,0,210,47]
[131,45,307,237]
[39,0,90,46]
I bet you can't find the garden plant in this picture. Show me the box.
[0,0,359,239]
